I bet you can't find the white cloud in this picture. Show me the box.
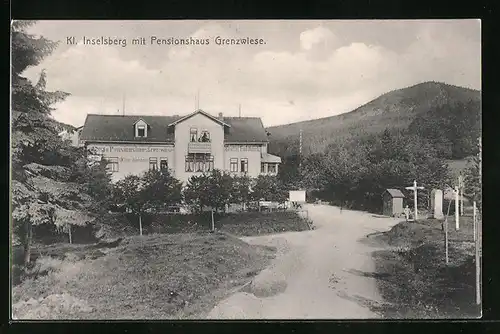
[20,20,480,128]
[299,26,336,51]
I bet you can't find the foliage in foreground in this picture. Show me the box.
[11,21,114,266]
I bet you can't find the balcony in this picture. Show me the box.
[188,142,212,154]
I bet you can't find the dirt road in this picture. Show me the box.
[206,204,401,319]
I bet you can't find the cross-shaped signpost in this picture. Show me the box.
[406,180,424,221]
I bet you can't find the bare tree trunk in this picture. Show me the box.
[139,214,143,236]
[23,221,33,267]
[68,225,72,244]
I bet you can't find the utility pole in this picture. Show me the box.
[459,175,464,216]
[122,93,126,116]
[298,128,303,172]
[239,104,242,117]
[196,89,200,110]
[455,185,460,230]
[405,180,424,221]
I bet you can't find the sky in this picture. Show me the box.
[21,20,481,127]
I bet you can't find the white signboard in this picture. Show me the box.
[289,190,306,203]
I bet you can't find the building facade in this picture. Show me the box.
[78,109,281,183]
[58,126,84,147]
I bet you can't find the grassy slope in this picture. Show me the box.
[266,81,480,156]
[370,215,481,318]
[12,232,276,319]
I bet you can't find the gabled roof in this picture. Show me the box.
[80,114,178,143]
[223,117,269,143]
[168,109,231,127]
[79,113,269,143]
[384,189,405,198]
[133,118,149,126]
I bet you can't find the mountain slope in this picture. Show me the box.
[266,81,481,158]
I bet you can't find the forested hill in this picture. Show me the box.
[266,81,481,160]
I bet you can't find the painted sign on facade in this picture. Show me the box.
[225,145,261,152]
[89,145,174,154]
[118,157,151,162]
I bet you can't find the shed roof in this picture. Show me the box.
[384,189,405,198]
[261,153,282,163]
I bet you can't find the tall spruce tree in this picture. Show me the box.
[11,21,101,266]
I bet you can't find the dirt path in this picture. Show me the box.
[206,204,401,319]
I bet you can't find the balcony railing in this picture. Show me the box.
[188,142,212,154]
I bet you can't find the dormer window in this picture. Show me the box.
[137,125,145,137]
[134,119,148,138]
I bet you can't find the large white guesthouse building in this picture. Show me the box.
[78,109,282,183]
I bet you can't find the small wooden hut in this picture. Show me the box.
[382,189,405,217]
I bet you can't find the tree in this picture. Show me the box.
[205,170,234,213]
[302,128,450,212]
[112,175,148,236]
[69,147,114,213]
[183,174,211,213]
[408,100,481,159]
[183,170,235,213]
[231,175,253,210]
[141,169,183,211]
[277,154,303,190]
[11,21,73,266]
[252,175,288,204]
[310,140,370,209]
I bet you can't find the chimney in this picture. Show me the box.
[218,112,223,120]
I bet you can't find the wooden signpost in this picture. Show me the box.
[444,199,452,265]
[405,180,424,221]
[211,209,215,232]
[455,185,460,230]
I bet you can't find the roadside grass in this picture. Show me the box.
[94,211,311,240]
[370,215,481,318]
[12,231,276,320]
[216,211,311,236]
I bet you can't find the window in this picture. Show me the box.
[149,157,158,171]
[230,158,238,172]
[240,158,248,173]
[195,157,204,172]
[200,130,211,142]
[137,125,146,137]
[160,158,168,171]
[185,155,194,172]
[190,128,198,142]
[186,154,213,172]
[261,163,266,173]
[268,163,276,173]
[206,155,214,171]
[107,157,119,172]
